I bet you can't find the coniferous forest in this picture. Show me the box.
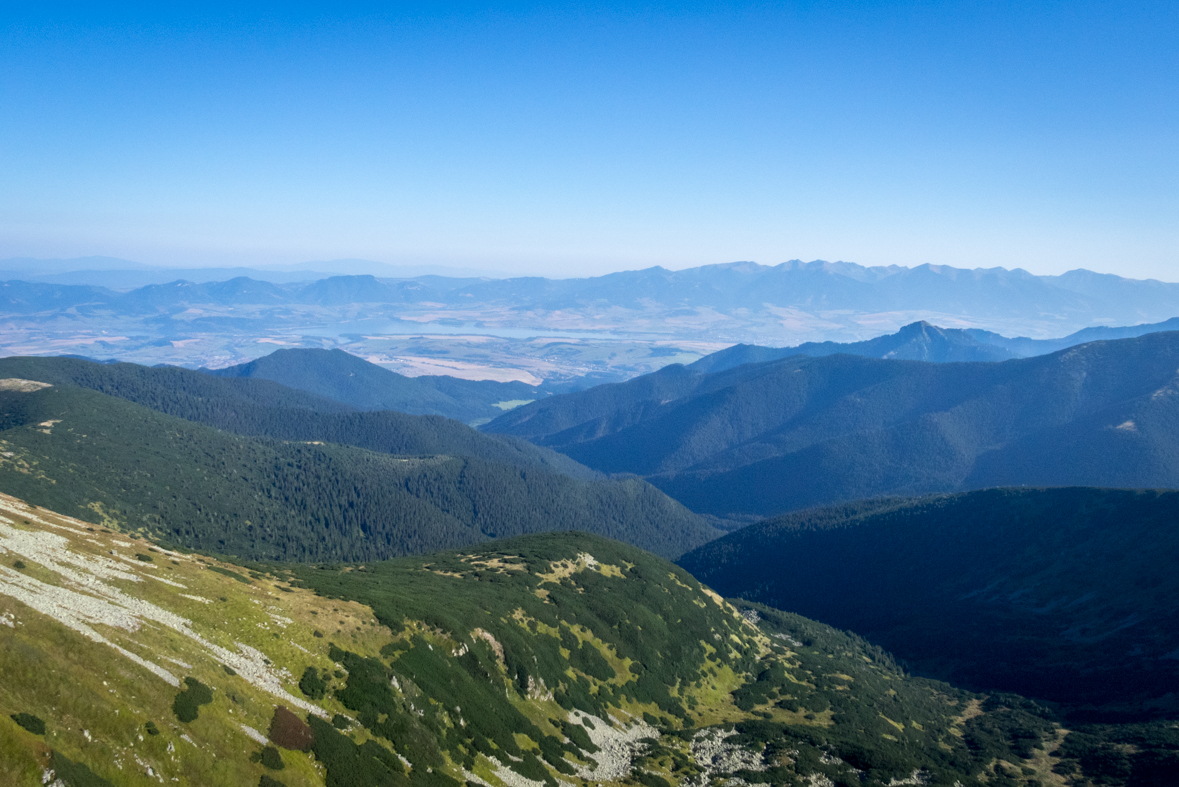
[0,381,716,561]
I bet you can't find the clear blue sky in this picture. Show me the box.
[2,2,1176,278]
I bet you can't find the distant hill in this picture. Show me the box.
[487,331,1179,517]
[0,280,116,313]
[116,277,292,309]
[5,495,1124,787]
[208,347,548,424]
[0,379,717,560]
[678,487,1179,721]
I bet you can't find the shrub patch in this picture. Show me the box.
[173,677,214,722]
[11,712,45,735]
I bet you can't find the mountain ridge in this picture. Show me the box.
[0,355,584,477]
[488,331,1179,517]
[689,317,1179,373]
[0,377,717,560]
[6,258,1179,335]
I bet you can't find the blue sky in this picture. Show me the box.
[2,2,1176,278]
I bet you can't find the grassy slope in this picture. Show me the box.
[678,487,1179,720]
[0,385,716,560]
[0,492,1115,787]
[0,492,397,787]
[489,332,1179,518]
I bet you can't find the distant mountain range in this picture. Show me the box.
[37,309,1179,429]
[487,330,1179,518]
[7,258,1179,398]
[689,317,1179,371]
[0,256,502,286]
[5,260,1179,342]
[0,275,487,313]
[679,487,1179,720]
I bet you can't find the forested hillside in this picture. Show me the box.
[0,383,717,559]
[1,353,352,411]
[210,347,547,423]
[0,355,595,479]
[489,331,1179,517]
[678,487,1179,720]
[4,493,1133,787]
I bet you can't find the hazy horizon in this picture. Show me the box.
[6,253,1179,285]
[3,3,1177,281]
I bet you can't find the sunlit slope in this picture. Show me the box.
[0,492,395,787]
[0,493,1088,787]
[0,382,716,560]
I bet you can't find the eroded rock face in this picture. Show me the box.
[269,706,314,751]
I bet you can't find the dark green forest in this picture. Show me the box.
[0,385,717,560]
[678,487,1179,721]
[0,355,594,478]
